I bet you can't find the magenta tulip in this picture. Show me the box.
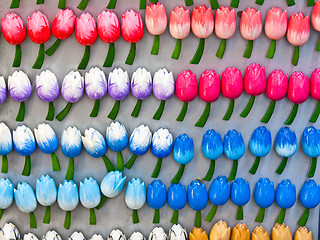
[310,68,320,123]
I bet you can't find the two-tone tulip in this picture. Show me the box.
[209,220,231,240]
[169,224,187,240]
[310,68,320,123]
[0,223,20,240]
[231,178,250,220]
[0,77,6,105]
[168,183,187,224]
[272,223,292,240]
[0,123,12,173]
[147,180,166,224]
[294,227,313,240]
[302,126,320,178]
[231,223,250,240]
[188,180,208,227]
[0,179,13,220]
[312,1,320,51]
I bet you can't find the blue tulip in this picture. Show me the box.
[188,180,208,228]
[36,175,57,224]
[275,127,297,175]
[302,126,320,178]
[224,130,245,181]
[254,178,275,223]
[0,123,13,174]
[171,133,194,184]
[147,180,167,224]
[202,130,223,181]
[80,177,101,225]
[275,179,296,224]
[14,182,37,229]
[167,183,187,224]
[57,180,79,229]
[230,178,250,220]
[297,179,320,226]
[206,176,230,222]
[249,126,271,175]
[0,178,13,220]
[100,170,126,198]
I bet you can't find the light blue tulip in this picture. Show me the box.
[0,178,13,220]
[100,171,126,198]
[0,123,13,174]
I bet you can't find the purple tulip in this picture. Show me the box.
[0,77,7,104]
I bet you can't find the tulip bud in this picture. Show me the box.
[272,223,292,240]
[69,232,86,240]
[0,223,20,240]
[90,235,104,240]
[0,123,12,173]
[24,233,39,240]
[209,220,230,240]
[43,230,62,240]
[252,226,270,240]
[169,224,187,240]
[129,232,145,240]
[312,1,320,51]
[108,229,126,240]
[231,223,250,240]
[310,68,320,123]
[294,227,313,240]
[149,227,167,240]
[190,228,208,240]
[0,178,13,220]
[302,126,320,178]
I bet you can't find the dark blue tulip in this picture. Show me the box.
[231,178,250,221]
[202,130,223,160]
[302,127,320,178]
[224,130,245,160]
[147,180,166,210]
[250,126,271,157]
[167,183,187,224]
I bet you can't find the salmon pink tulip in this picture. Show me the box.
[287,12,310,66]
[240,63,266,118]
[309,68,320,123]
[121,10,144,65]
[265,7,287,59]
[261,70,288,123]
[312,1,320,51]
[97,10,120,67]
[176,70,198,122]
[195,70,220,128]
[169,6,191,60]
[215,6,236,59]
[240,8,262,58]
[285,71,309,125]
[1,13,26,67]
[145,3,167,55]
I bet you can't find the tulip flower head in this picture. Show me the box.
[302,126,320,178]
[147,180,167,224]
[189,228,208,240]
[252,226,270,240]
[0,77,6,105]
[310,68,320,122]
[167,183,187,224]
[90,234,104,240]
[188,180,208,227]
[149,227,167,240]
[23,233,39,240]
[108,230,126,240]
[69,232,85,240]
[272,223,292,240]
[168,224,187,240]
[312,1,320,51]
[0,178,13,220]
[209,220,231,240]
[0,223,20,240]
[231,223,250,240]
[0,123,12,174]
[294,227,313,240]
[231,178,250,220]
[43,230,62,240]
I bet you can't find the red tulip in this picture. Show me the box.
[169,6,190,60]
[215,6,236,59]
[221,67,243,120]
[261,69,288,123]
[176,70,198,122]
[195,70,220,127]
[265,7,287,59]
[312,1,320,51]
[121,10,144,65]
[145,3,167,55]
[310,68,320,123]
[46,9,76,56]
[285,71,309,125]
[1,13,26,67]
[287,12,310,66]
[97,10,120,67]
[27,11,51,69]
[240,7,262,58]
[75,13,97,70]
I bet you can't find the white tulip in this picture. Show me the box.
[42,230,62,240]
[168,224,187,240]
[108,230,126,240]
[129,232,145,240]
[0,223,20,240]
[90,234,104,240]
[24,233,39,240]
[69,232,86,240]
[149,227,167,240]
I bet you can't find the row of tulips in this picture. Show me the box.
[0,175,319,229]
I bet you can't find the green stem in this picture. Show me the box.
[276,208,286,224]
[140,0,146,9]
[292,45,299,66]
[10,0,20,8]
[149,0,158,3]
[90,99,100,117]
[171,39,182,60]
[0,209,3,220]
[30,212,37,229]
[64,211,71,229]
[249,156,261,175]
[43,206,51,224]
[45,39,61,56]
[96,195,107,210]
[261,100,276,123]
[276,157,288,175]
[317,35,320,51]
[255,208,265,223]
[243,40,254,58]
[153,100,165,120]
[78,45,90,70]
[58,0,66,9]
[125,43,136,65]
[1,155,8,173]
[284,103,298,125]
[153,209,160,224]
[46,102,55,121]
[103,42,115,67]
[190,38,205,64]
[236,206,243,220]
[22,156,31,176]
[132,209,139,224]
[210,0,219,9]
[151,35,160,55]
[102,155,115,172]
[223,99,234,121]
[77,0,89,10]
[51,152,61,171]
[37,0,44,4]
[309,101,320,123]
[131,99,142,118]
[287,0,295,6]
[16,101,25,122]
[185,0,193,6]
[298,208,310,226]
[108,100,120,120]
[171,210,179,224]
[308,157,317,178]
[195,211,201,228]
[106,0,117,8]
[255,0,264,4]
[205,205,218,222]
[228,160,238,181]
[151,158,163,178]
[90,208,96,225]
[240,95,255,118]
[203,160,215,181]
[307,0,315,6]
[65,158,74,180]
[176,102,188,122]
[216,39,226,59]
[171,164,186,184]
[32,43,45,69]
[266,39,276,59]
[117,151,124,171]
[124,154,137,169]
[56,102,72,121]
[230,0,240,7]
[12,44,21,67]
[195,102,211,127]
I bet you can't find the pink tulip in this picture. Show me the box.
[176,70,198,122]
[169,6,190,60]
[265,7,287,59]
[215,6,236,59]
[240,63,266,118]
[240,8,262,58]
[287,12,310,66]
[145,3,167,55]
[312,1,320,51]
[195,70,220,127]
[310,68,320,123]
[285,71,309,125]
[261,69,288,123]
